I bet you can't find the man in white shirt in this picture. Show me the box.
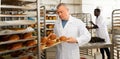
[89,8,111,59]
[54,3,91,59]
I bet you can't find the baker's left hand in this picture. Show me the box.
[66,37,78,43]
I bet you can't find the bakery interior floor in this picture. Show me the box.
[45,47,108,59]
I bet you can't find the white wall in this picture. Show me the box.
[41,0,82,13]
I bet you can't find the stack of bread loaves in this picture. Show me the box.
[40,33,68,50]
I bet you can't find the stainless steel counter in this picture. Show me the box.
[80,43,113,59]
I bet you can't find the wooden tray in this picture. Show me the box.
[41,41,61,50]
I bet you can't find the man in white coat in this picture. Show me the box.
[89,8,111,59]
[54,3,91,59]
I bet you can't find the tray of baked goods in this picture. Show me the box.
[0,27,34,36]
[0,5,36,10]
[0,20,36,26]
[0,14,36,17]
[0,39,37,55]
[40,33,67,50]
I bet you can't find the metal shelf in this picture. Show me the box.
[46,28,53,30]
[0,36,37,45]
[0,45,37,55]
[0,28,34,35]
[12,53,34,59]
[1,0,36,6]
[19,0,36,2]
[0,14,36,17]
[0,20,36,26]
[112,9,120,59]
[0,5,36,10]
[0,0,40,59]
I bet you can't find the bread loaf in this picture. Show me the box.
[59,36,67,41]
[9,35,20,41]
[41,37,48,44]
[25,40,37,46]
[23,32,32,39]
[10,43,23,50]
[46,40,55,47]
[49,34,57,40]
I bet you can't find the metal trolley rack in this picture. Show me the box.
[112,9,120,59]
[0,0,42,59]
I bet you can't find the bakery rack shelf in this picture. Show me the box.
[0,14,36,17]
[0,5,36,10]
[2,0,36,5]
[0,45,36,55]
[0,0,41,58]
[0,36,37,45]
[0,28,34,36]
[112,9,120,59]
[17,0,36,2]
[0,20,36,26]
[46,28,53,30]
[40,20,56,23]
[12,53,35,59]
[62,3,81,5]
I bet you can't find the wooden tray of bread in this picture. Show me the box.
[40,34,67,50]
[41,41,61,50]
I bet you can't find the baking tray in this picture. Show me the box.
[0,27,34,35]
[0,36,37,45]
[0,14,36,17]
[0,20,36,26]
[0,5,36,10]
[19,0,36,2]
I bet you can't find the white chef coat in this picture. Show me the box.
[96,15,111,44]
[54,15,91,59]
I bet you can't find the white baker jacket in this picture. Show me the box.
[54,15,91,59]
[96,16,111,44]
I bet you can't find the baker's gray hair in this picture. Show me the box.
[57,3,68,9]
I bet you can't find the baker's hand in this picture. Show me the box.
[86,26,90,29]
[89,21,94,24]
[66,37,78,43]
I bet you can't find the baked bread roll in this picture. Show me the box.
[49,34,57,40]
[41,37,48,44]
[59,36,67,41]
[23,32,32,39]
[8,35,20,41]
[25,40,37,46]
[46,40,55,47]
[10,43,23,50]
[8,28,25,31]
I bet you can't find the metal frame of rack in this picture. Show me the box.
[44,9,58,59]
[112,9,120,59]
[0,0,41,59]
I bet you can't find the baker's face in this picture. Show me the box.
[94,10,100,17]
[56,5,69,20]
